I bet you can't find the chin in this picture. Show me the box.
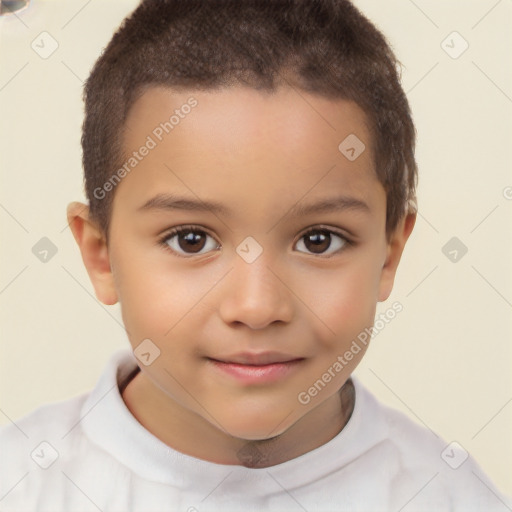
[217,409,296,441]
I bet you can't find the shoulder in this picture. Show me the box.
[0,392,92,510]
[0,350,135,509]
[0,349,134,467]
[352,377,512,511]
[0,391,89,471]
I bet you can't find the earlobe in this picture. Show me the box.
[378,212,416,302]
[66,202,118,306]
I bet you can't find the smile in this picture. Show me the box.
[207,357,305,385]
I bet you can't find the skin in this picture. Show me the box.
[67,85,415,468]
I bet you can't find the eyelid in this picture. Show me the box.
[160,224,218,240]
[295,224,353,243]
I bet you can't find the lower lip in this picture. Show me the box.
[209,358,304,385]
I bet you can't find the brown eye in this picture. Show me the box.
[304,230,331,253]
[162,227,220,256]
[177,230,206,253]
[295,229,348,256]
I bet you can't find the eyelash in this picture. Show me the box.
[157,224,353,259]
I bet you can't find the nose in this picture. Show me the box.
[218,255,294,330]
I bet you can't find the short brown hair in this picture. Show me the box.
[82,0,418,242]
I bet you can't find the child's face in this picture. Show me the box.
[82,86,409,440]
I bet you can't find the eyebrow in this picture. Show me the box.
[137,193,370,216]
[138,193,231,215]
[288,196,370,216]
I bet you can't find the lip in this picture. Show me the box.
[208,354,304,385]
[212,351,301,366]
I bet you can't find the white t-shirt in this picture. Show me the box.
[1,349,510,512]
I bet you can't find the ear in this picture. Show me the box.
[66,201,118,305]
[378,211,416,302]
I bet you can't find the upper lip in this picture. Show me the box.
[210,352,303,366]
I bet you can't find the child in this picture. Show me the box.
[1,0,510,510]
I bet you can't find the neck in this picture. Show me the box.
[122,372,355,468]
[233,379,355,468]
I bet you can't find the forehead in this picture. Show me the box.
[124,85,373,158]
[114,85,383,220]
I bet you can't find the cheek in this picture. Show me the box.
[302,259,382,341]
[112,248,222,341]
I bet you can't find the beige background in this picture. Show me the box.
[1,0,511,497]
